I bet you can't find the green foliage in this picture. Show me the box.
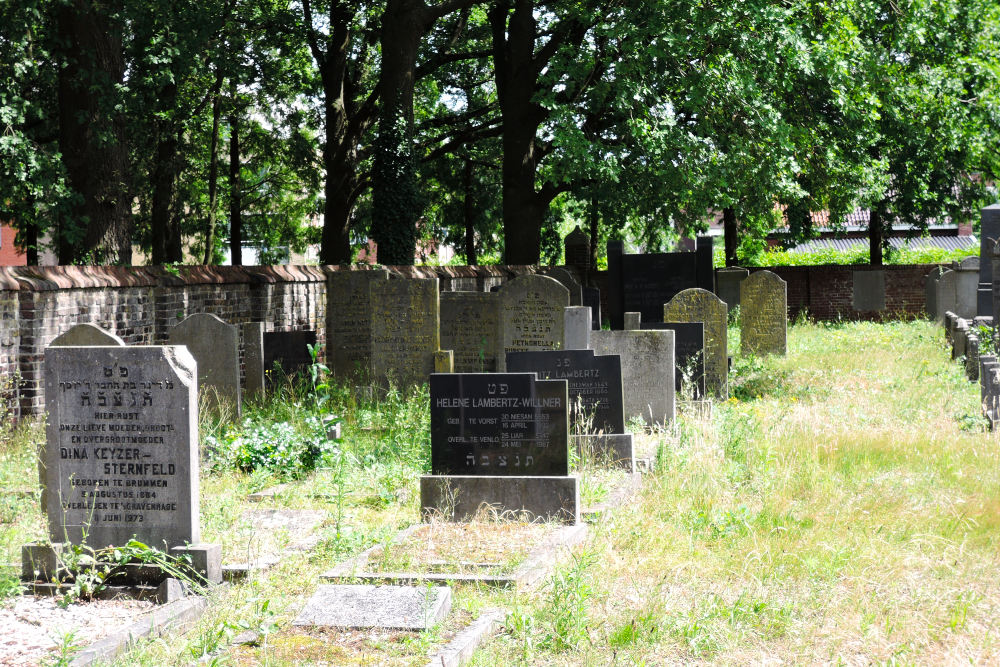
[715,245,976,267]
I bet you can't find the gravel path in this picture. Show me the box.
[0,596,154,666]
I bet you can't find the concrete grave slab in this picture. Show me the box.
[293,584,451,631]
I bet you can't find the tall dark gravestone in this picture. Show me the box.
[606,237,715,329]
[978,204,1000,317]
[263,330,317,383]
[440,292,501,372]
[429,373,569,476]
[641,322,705,398]
[423,373,578,522]
[583,287,602,329]
[506,350,625,435]
[42,346,199,550]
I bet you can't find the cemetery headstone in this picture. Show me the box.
[979,204,1000,316]
[423,372,577,522]
[241,322,265,398]
[925,266,944,320]
[606,238,715,329]
[663,288,728,398]
[624,312,641,330]
[440,291,500,372]
[563,306,592,350]
[497,274,569,371]
[263,330,317,384]
[327,270,390,378]
[429,373,569,476]
[169,313,241,413]
[740,270,787,356]
[715,267,748,313]
[370,278,440,387]
[938,271,958,324]
[545,267,583,306]
[956,257,980,319]
[42,346,200,550]
[506,349,625,435]
[966,332,980,381]
[853,270,885,312]
[640,322,705,398]
[591,329,675,424]
[583,287,602,329]
[51,323,125,347]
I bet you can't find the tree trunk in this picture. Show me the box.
[203,71,224,265]
[589,191,599,271]
[56,0,131,265]
[463,157,477,265]
[370,0,426,266]
[229,108,243,266]
[492,0,549,265]
[869,204,885,266]
[723,207,738,266]
[150,83,179,264]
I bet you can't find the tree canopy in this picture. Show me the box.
[0,0,997,266]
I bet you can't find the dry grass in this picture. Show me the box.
[473,319,1000,665]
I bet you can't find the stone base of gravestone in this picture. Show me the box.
[23,541,222,588]
[572,434,634,472]
[293,584,452,631]
[420,475,579,524]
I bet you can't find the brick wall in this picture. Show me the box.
[0,261,939,420]
[757,264,935,320]
[0,225,26,267]
[0,264,542,420]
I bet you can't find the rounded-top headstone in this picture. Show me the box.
[51,324,125,347]
[168,313,241,413]
[497,274,570,371]
[663,288,728,398]
[43,345,200,550]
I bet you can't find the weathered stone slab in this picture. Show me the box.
[663,288,728,398]
[591,329,675,424]
[939,270,958,324]
[42,346,199,550]
[925,266,944,320]
[624,312,641,330]
[327,270,390,379]
[420,475,579,524]
[169,313,241,413]
[853,270,885,311]
[241,322,265,398]
[716,267,748,313]
[496,275,569,371]
[956,257,980,319]
[979,205,1000,317]
[263,330,316,384]
[740,270,787,356]
[430,373,569,476]
[293,584,451,630]
[440,291,500,372]
[51,324,125,347]
[506,349,625,435]
[371,278,440,387]
[544,267,583,306]
[563,306,591,350]
[640,322,705,398]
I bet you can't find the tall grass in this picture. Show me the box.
[474,319,1000,664]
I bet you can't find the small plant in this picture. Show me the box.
[42,630,81,667]
[543,547,597,651]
